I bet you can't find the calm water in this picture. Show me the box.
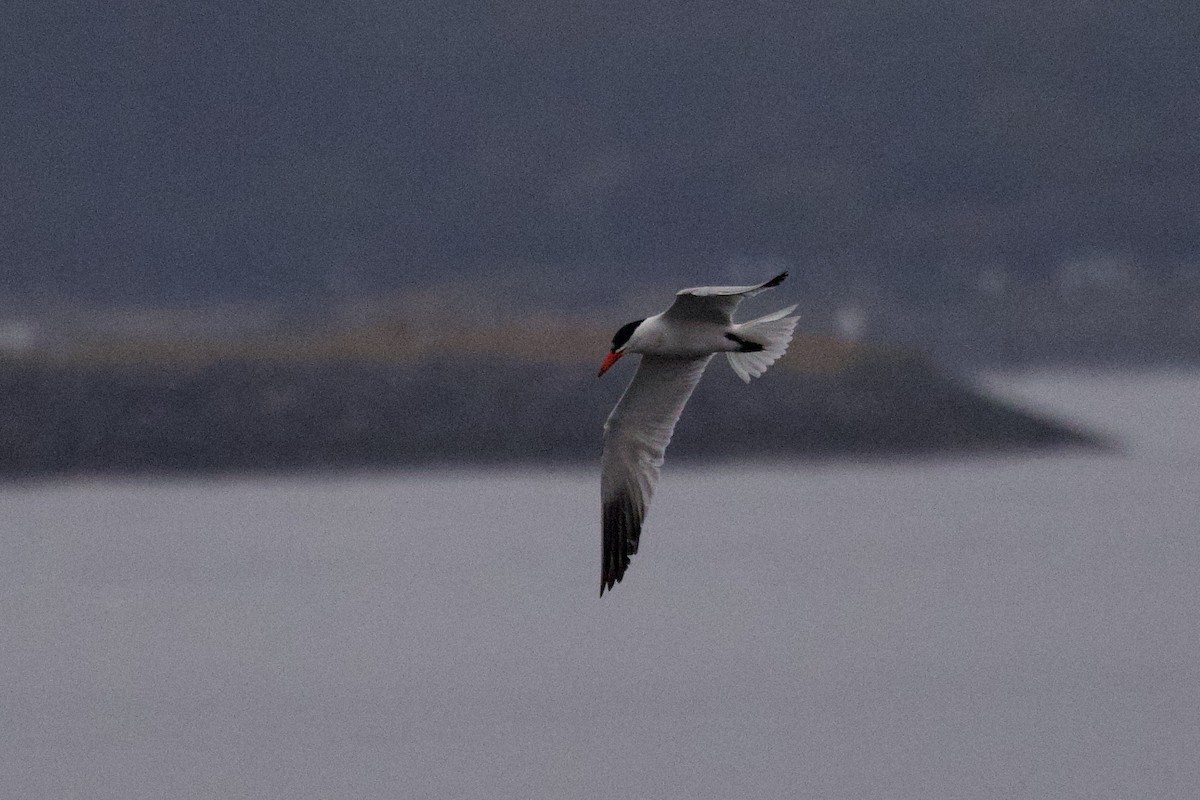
[3,371,1198,799]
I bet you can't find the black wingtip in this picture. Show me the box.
[763,271,788,288]
[725,332,765,352]
[601,494,638,598]
[600,563,623,598]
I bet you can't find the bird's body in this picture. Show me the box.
[597,272,799,595]
[609,314,734,358]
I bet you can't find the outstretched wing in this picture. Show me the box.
[600,354,713,595]
[661,271,788,325]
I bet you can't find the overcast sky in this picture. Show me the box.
[3,0,1197,306]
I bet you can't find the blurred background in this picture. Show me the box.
[3,2,1199,798]
[4,0,1197,473]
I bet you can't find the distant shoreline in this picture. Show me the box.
[0,353,1104,481]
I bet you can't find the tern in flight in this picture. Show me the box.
[596,272,799,595]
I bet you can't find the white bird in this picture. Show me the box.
[596,271,800,595]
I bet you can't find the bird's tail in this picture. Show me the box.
[726,305,800,383]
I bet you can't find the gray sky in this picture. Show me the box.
[3,0,1198,305]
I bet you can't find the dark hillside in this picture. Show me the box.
[0,345,1101,480]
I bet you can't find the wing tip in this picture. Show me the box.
[601,493,639,597]
[600,566,625,597]
[763,270,788,288]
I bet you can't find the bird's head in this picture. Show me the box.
[597,319,644,378]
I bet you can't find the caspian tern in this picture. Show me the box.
[596,271,800,595]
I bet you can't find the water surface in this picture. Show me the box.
[3,371,1198,799]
